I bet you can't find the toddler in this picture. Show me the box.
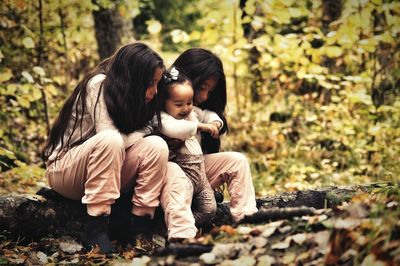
[154,67,222,231]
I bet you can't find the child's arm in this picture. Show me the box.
[159,112,197,140]
[197,122,220,138]
[193,107,223,139]
[193,107,223,128]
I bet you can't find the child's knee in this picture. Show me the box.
[142,136,169,160]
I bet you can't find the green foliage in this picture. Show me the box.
[0,0,399,196]
[0,0,98,188]
[133,0,202,51]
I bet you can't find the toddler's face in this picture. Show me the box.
[165,82,194,119]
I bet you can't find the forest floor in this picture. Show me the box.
[0,183,399,265]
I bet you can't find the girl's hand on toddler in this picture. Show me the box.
[198,123,219,138]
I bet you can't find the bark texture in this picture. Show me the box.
[92,1,124,59]
[0,184,376,241]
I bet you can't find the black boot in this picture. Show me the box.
[131,214,156,253]
[83,215,115,255]
[109,193,133,244]
[131,214,154,236]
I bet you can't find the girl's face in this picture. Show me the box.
[165,81,194,119]
[145,67,164,103]
[194,77,217,105]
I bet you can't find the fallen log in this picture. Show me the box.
[0,183,384,241]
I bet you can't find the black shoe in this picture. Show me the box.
[130,215,155,254]
[109,193,133,244]
[82,215,115,255]
[131,214,154,236]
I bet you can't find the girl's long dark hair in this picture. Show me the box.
[173,48,228,153]
[42,42,164,161]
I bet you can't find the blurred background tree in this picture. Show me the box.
[0,0,399,195]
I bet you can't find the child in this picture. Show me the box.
[154,67,222,236]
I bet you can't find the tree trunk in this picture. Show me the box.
[92,1,124,60]
[240,0,262,103]
[0,184,378,242]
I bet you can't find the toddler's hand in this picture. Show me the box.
[198,123,219,138]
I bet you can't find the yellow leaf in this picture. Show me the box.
[22,37,35,49]
[251,17,264,31]
[45,84,58,96]
[283,252,296,264]
[189,30,201,40]
[325,46,343,57]
[21,71,34,83]
[368,125,381,136]
[281,0,295,6]
[0,68,13,82]
[289,7,302,17]
[31,86,42,101]
[118,5,126,17]
[6,84,18,94]
[18,96,30,108]
[33,66,46,76]
[146,20,162,35]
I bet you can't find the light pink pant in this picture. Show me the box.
[45,130,168,218]
[161,151,258,239]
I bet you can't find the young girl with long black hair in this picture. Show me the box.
[42,42,168,254]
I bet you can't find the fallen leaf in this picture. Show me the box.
[225,256,256,266]
[200,252,217,264]
[220,225,236,235]
[361,254,386,266]
[261,226,277,238]
[333,217,361,229]
[278,225,292,233]
[36,251,48,264]
[347,203,369,218]
[59,239,83,254]
[257,254,276,266]
[292,233,307,245]
[130,256,150,266]
[271,241,290,249]
[237,226,253,235]
[282,252,296,264]
[311,230,330,251]
[296,251,311,261]
[251,237,268,248]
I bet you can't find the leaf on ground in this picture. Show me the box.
[237,226,253,235]
[36,251,48,264]
[333,217,362,229]
[292,233,307,245]
[260,220,283,237]
[282,252,296,264]
[250,236,268,248]
[361,254,386,266]
[271,237,291,250]
[130,256,150,266]
[59,239,83,254]
[220,225,236,235]
[220,255,256,266]
[257,254,276,266]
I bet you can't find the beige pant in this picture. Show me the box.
[46,130,168,218]
[161,151,258,239]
